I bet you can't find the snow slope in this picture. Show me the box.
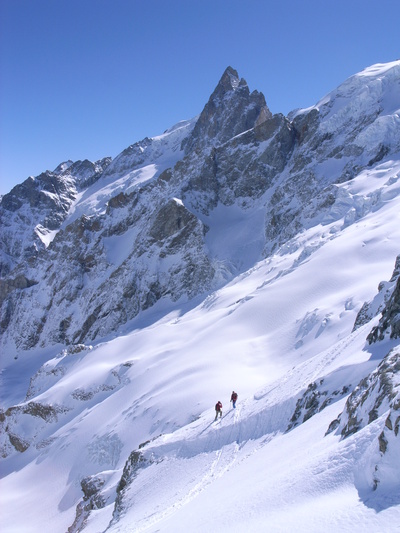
[1,62,400,532]
[2,159,400,532]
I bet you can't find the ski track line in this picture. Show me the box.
[135,434,274,533]
[134,444,241,533]
[113,323,381,533]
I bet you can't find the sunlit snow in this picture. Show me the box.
[1,62,400,533]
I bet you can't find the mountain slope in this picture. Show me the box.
[1,61,400,532]
[1,63,400,356]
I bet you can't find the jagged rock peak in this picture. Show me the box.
[183,66,271,154]
[213,66,247,95]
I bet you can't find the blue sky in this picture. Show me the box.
[1,0,399,195]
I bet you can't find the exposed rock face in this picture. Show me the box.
[287,380,351,432]
[183,66,271,154]
[110,450,151,526]
[0,400,69,457]
[353,255,400,332]
[68,474,108,533]
[149,197,201,243]
[320,252,400,494]
[367,255,400,342]
[332,351,399,438]
[178,111,297,216]
[0,274,37,306]
[327,350,400,492]
[1,62,400,356]
[0,157,111,277]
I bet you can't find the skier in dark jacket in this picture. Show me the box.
[215,401,223,420]
[230,391,238,408]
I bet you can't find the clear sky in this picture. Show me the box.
[1,0,399,195]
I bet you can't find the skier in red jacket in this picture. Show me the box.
[215,401,223,420]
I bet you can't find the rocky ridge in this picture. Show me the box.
[2,63,400,357]
[1,60,400,371]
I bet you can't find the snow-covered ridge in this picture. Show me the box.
[294,60,400,117]
[290,60,400,162]
[61,117,198,225]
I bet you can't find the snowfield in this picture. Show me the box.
[1,61,400,532]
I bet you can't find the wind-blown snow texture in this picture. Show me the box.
[1,61,400,532]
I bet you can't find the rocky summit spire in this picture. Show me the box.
[212,66,246,96]
[183,66,272,154]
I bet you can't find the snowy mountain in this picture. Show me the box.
[1,61,400,532]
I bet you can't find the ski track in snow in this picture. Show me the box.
[120,404,398,533]
[131,445,241,533]
[99,314,400,533]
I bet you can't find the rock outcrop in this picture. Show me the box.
[367,255,400,342]
[352,255,400,334]
[327,349,400,493]
[183,66,271,154]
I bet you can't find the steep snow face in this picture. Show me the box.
[65,118,197,224]
[1,207,400,532]
[319,61,400,116]
[294,60,400,162]
[262,60,400,255]
[101,118,196,186]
